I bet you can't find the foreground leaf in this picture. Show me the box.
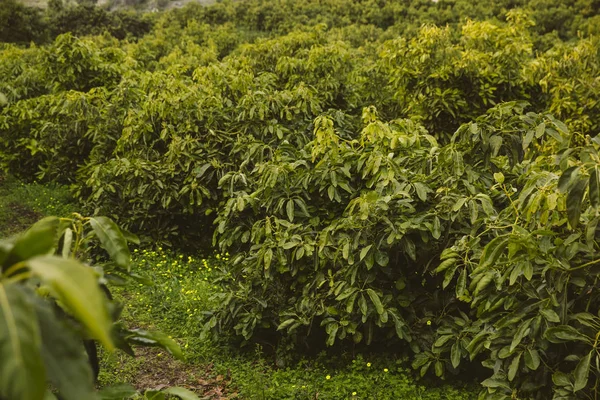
[27,256,114,350]
[0,283,46,400]
[33,296,98,400]
[2,217,59,271]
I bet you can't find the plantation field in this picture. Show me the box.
[1,0,600,399]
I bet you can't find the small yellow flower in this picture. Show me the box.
[427,320,432,326]
[326,375,331,380]
[366,362,371,367]
[352,392,357,396]
[384,368,389,373]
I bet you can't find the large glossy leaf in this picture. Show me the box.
[26,256,114,350]
[0,283,46,400]
[2,217,59,271]
[33,297,98,400]
[89,217,131,270]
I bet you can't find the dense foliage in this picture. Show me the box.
[1,0,600,398]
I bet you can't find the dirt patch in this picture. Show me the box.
[129,347,237,399]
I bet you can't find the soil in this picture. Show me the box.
[128,347,237,399]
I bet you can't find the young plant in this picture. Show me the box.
[0,214,194,400]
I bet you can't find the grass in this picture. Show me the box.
[0,173,76,236]
[0,175,480,399]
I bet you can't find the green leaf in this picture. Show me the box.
[489,136,503,156]
[98,383,137,399]
[566,178,587,228]
[452,197,467,212]
[0,283,46,400]
[413,182,429,201]
[61,228,73,258]
[162,387,201,400]
[479,236,508,269]
[535,122,546,138]
[443,263,459,289]
[432,216,441,239]
[26,256,114,351]
[435,258,457,274]
[124,328,183,360]
[589,167,600,209]
[434,335,454,347]
[286,199,295,222]
[450,340,461,368]
[545,325,591,344]
[510,319,531,352]
[574,351,592,392]
[360,245,373,261]
[358,294,367,316]
[552,371,571,387]
[481,377,509,389]
[33,297,98,400]
[89,217,131,271]
[474,270,495,296]
[277,319,296,331]
[455,268,466,298]
[540,308,560,323]
[143,390,165,400]
[558,166,579,193]
[508,352,522,382]
[389,310,407,340]
[263,248,273,270]
[524,349,540,371]
[3,217,59,271]
[522,129,535,150]
[120,228,140,245]
[346,292,358,313]
[366,289,384,315]
[327,185,335,201]
[375,251,389,267]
